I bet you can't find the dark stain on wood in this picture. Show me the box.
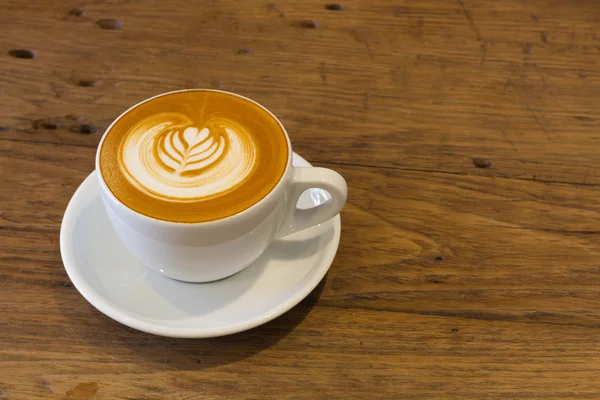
[97,19,122,30]
[473,157,492,168]
[325,3,345,10]
[8,49,36,59]
[0,127,9,133]
[237,48,253,55]
[68,8,85,16]
[78,124,97,134]
[540,31,548,44]
[294,20,319,28]
[573,115,594,122]
[77,79,104,87]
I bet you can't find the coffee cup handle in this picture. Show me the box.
[276,167,347,238]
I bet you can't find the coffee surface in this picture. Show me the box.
[99,90,288,222]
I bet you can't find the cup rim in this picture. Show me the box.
[95,88,293,226]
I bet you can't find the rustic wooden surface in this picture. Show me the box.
[2,0,600,398]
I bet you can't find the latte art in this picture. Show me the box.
[121,113,257,201]
[99,90,288,223]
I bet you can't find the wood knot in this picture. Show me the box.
[434,255,444,261]
[78,124,97,134]
[325,3,345,10]
[472,157,491,168]
[237,48,253,55]
[294,20,318,28]
[9,49,36,59]
[77,79,103,87]
[97,19,122,30]
[451,328,459,333]
[68,8,85,16]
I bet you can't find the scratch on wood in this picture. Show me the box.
[320,62,327,85]
[345,27,373,61]
[50,83,62,99]
[480,41,487,67]
[540,31,548,44]
[409,16,425,40]
[39,377,54,394]
[266,3,285,17]
[363,92,370,111]
[423,309,518,322]
[525,103,551,139]
[501,129,519,153]
[531,63,547,86]
[583,167,593,184]
[43,232,56,245]
[502,68,517,93]
[457,0,481,41]
[0,212,22,224]
[502,226,600,235]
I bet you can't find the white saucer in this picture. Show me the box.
[60,153,340,338]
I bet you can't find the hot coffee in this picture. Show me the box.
[99,90,288,223]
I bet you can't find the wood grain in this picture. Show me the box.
[3,0,600,184]
[3,0,600,398]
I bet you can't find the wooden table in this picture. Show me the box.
[2,0,600,398]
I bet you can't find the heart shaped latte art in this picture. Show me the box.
[119,112,257,201]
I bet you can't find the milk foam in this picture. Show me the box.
[120,113,257,201]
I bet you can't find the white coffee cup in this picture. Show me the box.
[96,89,347,282]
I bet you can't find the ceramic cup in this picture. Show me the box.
[96,89,347,282]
